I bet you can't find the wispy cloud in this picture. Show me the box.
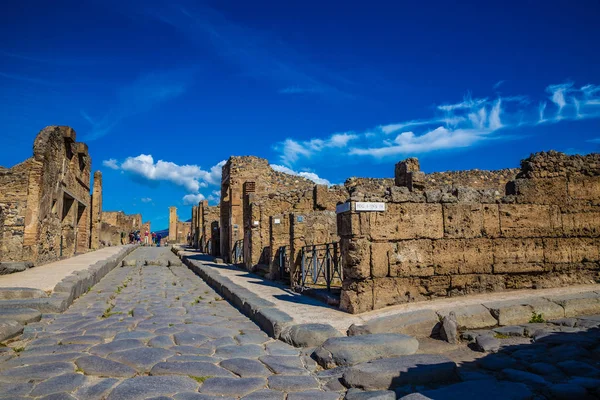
[81,69,193,140]
[138,2,351,98]
[0,71,56,86]
[182,193,205,205]
[271,164,332,186]
[102,159,120,170]
[275,80,600,162]
[493,80,505,90]
[141,197,153,203]
[276,133,359,165]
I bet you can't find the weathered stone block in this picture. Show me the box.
[372,277,423,310]
[340,280,373,314]
[561,208,600,237]
[484,301,534,326]
[461,238,494,274]
[499,204,561,238]
[443,203,500,239]
[342,238,371,280]
[348,309,439,337]
[493,238,544,265]
[369,203,443,241]
[432,239,462,275]
[450,274,506,295]
[567,176,600,201]
[511,177,568,204]
[543,238,572,264]
[370,242,392,278]
[390,239,434,277]
[437,305,497,329]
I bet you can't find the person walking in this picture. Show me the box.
[144,230,149,246]
[156,233,162,247]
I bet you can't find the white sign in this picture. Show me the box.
[253,220,259,226]
[336,202,351,214]
[355,202,386,212]
[274,218,281,224]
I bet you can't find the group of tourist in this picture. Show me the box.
[122,230,163,246]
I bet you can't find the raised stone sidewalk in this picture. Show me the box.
[174,247,600,339]
[0,245,137,342]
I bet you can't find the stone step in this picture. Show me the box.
[342,354,458,390]
[0,307,42,324]
[348,309,439,337]
[312,333,419,369]
[0,287,48,300]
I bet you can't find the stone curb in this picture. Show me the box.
[177,250,295,340]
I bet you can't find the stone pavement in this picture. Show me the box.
[0,247,346,400]
[0,247,131,292]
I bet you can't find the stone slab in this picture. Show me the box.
[437,305,497,329]
[313,333,419,368]
[0,307,41,324]
[419,380,533,400]
[0,288,47,300]
[342,354,457,390]
[0,319,23,342]
[280,323,342,348]
[347,310,439,337]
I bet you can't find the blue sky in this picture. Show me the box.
[1,0,600,229]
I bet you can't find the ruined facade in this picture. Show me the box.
[190,200,220,255]
[99,211,142,245]
[338,152,600,313]
[219,156,350,284]
[0,126,92,264]
[168,206,190,244]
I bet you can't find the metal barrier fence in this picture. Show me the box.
[232,239,244,264]
[300,242,342,291]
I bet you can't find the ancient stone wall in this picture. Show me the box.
[169,207,178,242]
[0,126,92,265]
[100,211,143,245]
[198,201,220,255]
[338,152,600,314]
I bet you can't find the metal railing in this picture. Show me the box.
[300,242,342,291]
[232,239,244,264]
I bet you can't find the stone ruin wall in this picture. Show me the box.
[338,151,600,314]
[100,211,143,245]
[200,202,220,255]
[0,126,93,265]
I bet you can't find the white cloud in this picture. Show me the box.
[102,159,119,170]
[277,132,358,165]
[208,190,221,204]
[182,193,205,205]
[275,80,600,161]
[271,164,332,186]
[104,155,226,203]
[141,197,152,203]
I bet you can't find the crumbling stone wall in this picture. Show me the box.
[198,201,220,255]
[100,211,142,245]
[0,126,92,265]
[338,151,600,314]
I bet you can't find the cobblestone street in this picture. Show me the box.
[0,247,336,400]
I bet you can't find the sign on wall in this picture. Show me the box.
[355,202,386,212]
[336,202,351,214]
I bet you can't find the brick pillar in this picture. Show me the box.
[169,207,177,242]
[90,171,102,249]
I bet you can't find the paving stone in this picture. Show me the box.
[113,331,156,341]
[30,373,87,397]
[235,332,270,345]
[107,376,199,400]
[280,324,343,348]
[215,344,265,358]
[149,361,233,377]
[199,377,266,397]
[0,362,75,382]
[60,335,105,345]
[107,347,174,371]
[0,307,42,324]
[528,362,565,379]
[173,332,210,346]
[475,334,501,352]
[76,355,137,377]
[169,345,214,355]
[557,360,600,377]
[89,339,145,356]
[478,353,519,371]
[546,383,589,399]
[342,355,457,390]
[549,317,579,327]
[313,333,419,368]
[220,358,271,377]
[287,390,341,400]
[344,389,396,400]
[74,378,120,400]
[0,319,23,341]
[493,325,525,337]
[173,393,235,400]
[240,389,285,400]
[547,292,600,317]
[267,375,320,392]
[149,335,175,348]
[0,382,34,396]
[259,355,308,375]
[419,380,533,400]
[438,305,497,329]
[0,287,47,300]
[38,393,78,400]
[2,352,83,367]
[347,310,439,337]
[501,368,547,386]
